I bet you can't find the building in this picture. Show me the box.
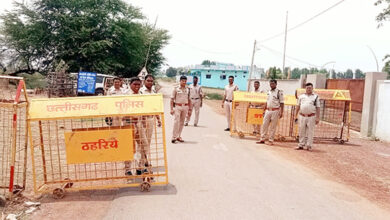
[189,62,264,90]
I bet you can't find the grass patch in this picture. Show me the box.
[205,92,223,100]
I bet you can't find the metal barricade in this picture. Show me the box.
[28,94,168,198]
[0,76,28,202]
[230,91,297,141]
[296,89,351,144]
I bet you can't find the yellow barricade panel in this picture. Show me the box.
[29,94,164,120]
[246,108,264,125]
[64,128,134,164]
[28,93,168,195]
[296,89,351,101]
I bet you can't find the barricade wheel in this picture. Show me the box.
[238,132,244,138]
[12,184,23,194]
[333,137,339,142]
[64,178,73,188]
[53,188,65,199]
[140,182,151,192]
[338,140,345,145]
[280,137,286,142]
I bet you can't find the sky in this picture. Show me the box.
[1,0,389,73]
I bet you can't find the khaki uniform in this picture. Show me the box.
[224,84,239,129]
[297,93,320,148]
[140,86,158,157]
[106,86,127,126]
[171,86,190,139]
[122,88,149,172]
[260,88,284,142]
[250,88,264,134]
[185,84,203,125]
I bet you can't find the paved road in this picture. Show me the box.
[103,82,389,220]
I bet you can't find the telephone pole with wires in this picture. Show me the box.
[282,11,288,78]
[247,40,257,91]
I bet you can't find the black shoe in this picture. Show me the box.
[295,147,304,150]
[142,169,149,174]
[224,128,230,131]
[125,170,133,176]
[184,122,188,126]
[256,140,265,144]
[136,169,143,175]
[171,139,176,143]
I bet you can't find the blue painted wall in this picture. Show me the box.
[190,63,250,90]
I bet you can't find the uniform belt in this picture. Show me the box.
[175,103,188,106]
[300,113,315,117]
[267,107,280,111]
[225,99,232,102]
[191,98,200,100]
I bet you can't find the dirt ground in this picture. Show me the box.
[206,99,390,211]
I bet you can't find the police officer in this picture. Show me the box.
[140,74,162,150]
[295,82,320,151]
[256,79,284,145]
[250,81,264,135]
[185,76,203,127]
[107,78,127,126]
[123,77,149,176]
[170,76,192,143]
[222,76,239,131]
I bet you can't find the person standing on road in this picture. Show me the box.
[123,77,149,176]
[140,74,162,148]
[295,83,321,151]
[185,76,203,127]
[250,81,265,135]
[222,76,239,131]
[170,76,192,143]
[256,79,284,145]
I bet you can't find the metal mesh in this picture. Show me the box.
[0,76,28,199]
[231,101,296,140]
[231,99,350,143]
[29,114,168,195]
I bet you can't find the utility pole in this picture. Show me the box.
[247,40,257,91]
[282,11,288,78]
[144,16,159,68]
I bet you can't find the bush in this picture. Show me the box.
[18,72,47,89]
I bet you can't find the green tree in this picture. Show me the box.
[345,69,353,78]
[166,67,177,77]
[354,69,365,79]
[291,68,301,79]
[375,0,390,27]
[0,0,169,77]
[375,1,390,78]
[267,67,283,79]
[201,60,216,66]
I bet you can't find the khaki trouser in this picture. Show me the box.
[173,105,188,139]
[224,101,232,129]
[298,115,316,148]
[124,120,149,171]
[186,99,201,125]
[260,110,280,142]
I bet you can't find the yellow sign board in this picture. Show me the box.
[64,128,134,164]
[233,91,297,106]
[296,89,351,101]
[246,108,264,125]
[28,94,164,120]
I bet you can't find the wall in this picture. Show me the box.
[373,80,390,142]
[326,79,365,112]
[306,74,326,89]
[192,69,248,90]
[247,79,302,95]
